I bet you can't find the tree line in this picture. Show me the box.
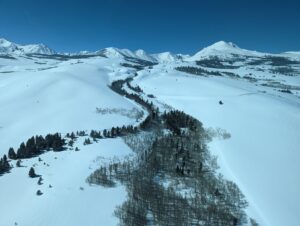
[7,133,65,160]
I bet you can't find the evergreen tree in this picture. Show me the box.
[16,160,22,167]
[0,154,10,174]
[103,129,107,137]
[38,177,43,185]
[83,138,91,145]
[68,140,74,147]
[70,132,76,140]
[8,147,17,160]
[111,127,116,137]
[35,135,46,151]
[17,142,26,159]
[28,167,36,178]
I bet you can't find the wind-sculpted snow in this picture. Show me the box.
[96,107,144,121]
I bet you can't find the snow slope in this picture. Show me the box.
[136,67,300,226]
[151,52,179,63]
[0,137,132,226]
[0,56,141,155]
[0,54,142,226]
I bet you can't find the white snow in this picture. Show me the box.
[0,54,140,226]
[137,68,300,226]
[0,137,132,226]
[0,38,55,55]
[99,47,156,62]
[188,41,266,60]
[151,52,178,63]
[134,49,156,62]
[0,56,140,154]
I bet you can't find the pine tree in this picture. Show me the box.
[68,140,74,147]
[103,129,107,137]
[83,138,91,145]
[17,142,26,158]
[29,167,36,178]
[16,160,22,167]
[0,154,10,174]
[70,132,76,140]
[8,147,17,160]
[38,177,43,185]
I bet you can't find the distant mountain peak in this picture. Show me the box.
[0,38,55,55]
[199,40,243,54]
[188,41,264,61]
[207,41,239,50]
[135,49,146,55]
[0,38,13,46]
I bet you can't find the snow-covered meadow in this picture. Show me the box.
[0,137,132,226]
[0,53,141,226]
[137,67,300,226]
[0,56,142,154]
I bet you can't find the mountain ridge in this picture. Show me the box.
[0,38,55,55]
[1,38,299,62]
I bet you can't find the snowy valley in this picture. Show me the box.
[0,38,300,226]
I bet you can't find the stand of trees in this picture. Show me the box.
[196,56,239,69]
[88,106,249,225]
[110,78,160,131]
[7,133,65,160]
[162,110,204,135]
[176,66,222,76]
[0,155,10,175]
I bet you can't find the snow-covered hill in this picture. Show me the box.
[135,66,300,226]
[187,41,265,60]
[0,38,299,226]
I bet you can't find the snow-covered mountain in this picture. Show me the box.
[0,38,55,55]
[2,37,299,64]
[98,48,189,63]
[187,41,266,61]
[95,47,156,62]
[151,52,182,62]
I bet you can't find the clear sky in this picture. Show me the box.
[0,0,299,54]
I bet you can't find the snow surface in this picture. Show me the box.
[136,67,300,226]
[0,56,141,154]
[0,137,132,226]
[187,41,265,60]
[0,54,142,226]
[151,52,178,63]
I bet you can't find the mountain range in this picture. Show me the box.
[1,38,299,62]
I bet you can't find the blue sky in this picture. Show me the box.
[0,0,299,54]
